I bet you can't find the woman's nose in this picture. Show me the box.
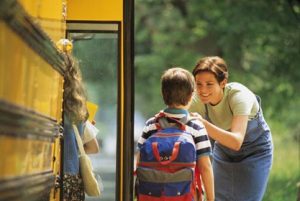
[198,85,207,93]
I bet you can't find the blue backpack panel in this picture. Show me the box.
[136,114,197,201]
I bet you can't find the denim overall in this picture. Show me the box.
[206,96,273,201]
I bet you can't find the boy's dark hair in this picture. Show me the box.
[161,67,195,106]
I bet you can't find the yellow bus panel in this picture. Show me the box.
[0,23,63,120]
[1,1,67,200]
[19,0,66,43]
[0,136,52,178]
[67,0,122,21]
[19,0,65,19]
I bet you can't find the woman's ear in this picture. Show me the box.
[220,79,227,89]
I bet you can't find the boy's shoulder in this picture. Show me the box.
[144,116,157,126]
[144,110,167,126]
[186,117,205,130]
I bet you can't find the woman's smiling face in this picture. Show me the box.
[195,71,227,105]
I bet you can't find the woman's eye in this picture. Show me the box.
[197,83,214,88]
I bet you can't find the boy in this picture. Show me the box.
[137,67,214,201]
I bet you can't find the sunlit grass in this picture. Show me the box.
[263,121,299,201]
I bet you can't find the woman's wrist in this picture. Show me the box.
[200,117,207,124]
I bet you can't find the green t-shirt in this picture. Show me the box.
[189,82,259,130]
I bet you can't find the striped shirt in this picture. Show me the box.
[137,108,212,159]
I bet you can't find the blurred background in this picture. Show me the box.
[134,1,299,201]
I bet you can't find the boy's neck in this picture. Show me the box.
[168,104,188,110]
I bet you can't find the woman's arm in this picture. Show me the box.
[83,120,100,154]
[199,114,248,151]
[202,115,248,151]
[198,156,214,201]
[84,138,99,154]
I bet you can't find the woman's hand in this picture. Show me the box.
[190,112,204,122]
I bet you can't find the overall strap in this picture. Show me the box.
[228,94,262,118]
[204,104,212,123]
[256,95,262,111]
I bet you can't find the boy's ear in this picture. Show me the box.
[220,79,227,89]
[187,93,193,102]
[187,94,193,106]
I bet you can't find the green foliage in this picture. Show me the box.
[264,120,300,201]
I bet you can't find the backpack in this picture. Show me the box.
[136,112,201,201]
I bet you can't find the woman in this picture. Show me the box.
[59,39,99,201]
[189,56,273,201]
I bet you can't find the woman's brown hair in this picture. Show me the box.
[192,56,229,83]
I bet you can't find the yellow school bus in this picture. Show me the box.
[0,0,134,201]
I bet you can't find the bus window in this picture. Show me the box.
[67,21,120,201]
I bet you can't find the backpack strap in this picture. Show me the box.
[152,141,181,165]
[154,112,186,131]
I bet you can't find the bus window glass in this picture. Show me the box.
[68,31,118,201]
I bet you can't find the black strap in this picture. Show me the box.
[204,104,212,123]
